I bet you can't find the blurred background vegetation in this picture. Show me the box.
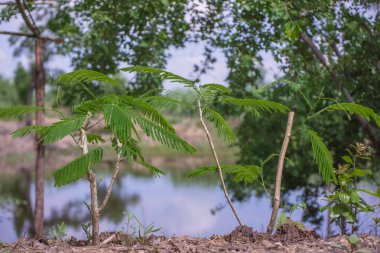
[0,0,379,237]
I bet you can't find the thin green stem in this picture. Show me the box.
[197,98,242,226]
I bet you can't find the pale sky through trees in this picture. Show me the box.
[0,18,280,89]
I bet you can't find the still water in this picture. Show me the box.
[0,168,378,242]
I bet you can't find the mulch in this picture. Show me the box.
[1,225,379,253]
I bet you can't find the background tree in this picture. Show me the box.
[46,0,190,96]
[0,0,192,238]
[13,63,31,105]
[192,0,380,226]
[0,75,18,106]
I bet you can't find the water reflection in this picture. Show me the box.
[0,168,378,242]
[0,169,34,239]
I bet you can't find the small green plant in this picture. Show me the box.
[122,211,161,243]
[0,70,195,245]
[81,222,92,242]
[122,66,290,226]
[332,234,371,253]
[81,201,93,242]
[275,202,306,230]
[322,143,380,235]
[370,217,380,236]
[346,234,363,253]
[51,222,67,240]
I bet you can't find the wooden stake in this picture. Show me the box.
[267,111,295,234]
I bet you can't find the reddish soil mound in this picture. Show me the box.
[273,222,320,244]
[224,225,270,243]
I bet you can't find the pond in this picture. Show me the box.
[0,165,378,243]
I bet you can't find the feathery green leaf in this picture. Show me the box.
[87,133,105,144]
[222,96,289,116]
[230,165,262,183]
[103,104,136,143]
[304,129,336,183]
[129,110,196,153]
[54,148,103,187]
[137,160,166,177]
[0,106,42,120]
[42,116,86,144]
[119,138,144,162]
[11,125,49,138]
[73,98,103,114]
[141,95,193,110]
[58,70,120,87]
[120,66,196,89]
[120,96,175,133]
[186,165,216,177]
[200,83,231,94]
[138,88,162,98]
[203,107,237,144]
[187,164,262,183]
[326,103,380,127]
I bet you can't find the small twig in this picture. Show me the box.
[267,111,295,234]
[99,234,116,247]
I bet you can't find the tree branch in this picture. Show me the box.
[300,33,380,152]
[300,33,329,69]
[22,0,39,34]
[0,30,63,43]
[98,138,123,213]
[15,0,40,35]
[87,117,104,130]
[0,1,56,5]
[80,113,100,245]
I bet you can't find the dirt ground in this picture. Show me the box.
[1,225,379,253]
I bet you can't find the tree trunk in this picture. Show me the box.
[88,170,100,245]
[34,38,45,238]
[267,112,295,234]
[80,120,100,246]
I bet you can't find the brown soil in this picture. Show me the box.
[1,226,379,253]
[272,222,320,244]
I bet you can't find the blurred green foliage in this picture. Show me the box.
[193,0,380,226]
[0,64,31,106]
[1,0,380,231]
[0,75,18,106]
